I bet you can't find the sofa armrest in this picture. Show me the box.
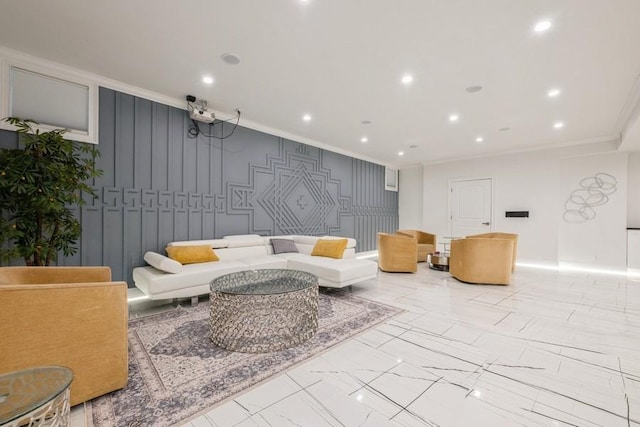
[0,279,128,405]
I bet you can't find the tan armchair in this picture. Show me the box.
[449,237,515,285]
[377,232,417,273]
[466,232,518,271]
[0,266,128,406]
[396,230,436,262]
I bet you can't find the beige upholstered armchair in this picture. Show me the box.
[466,232,518,271]
[0,266,129,406]
[396,230,436,262]
[377,232,418,273]
[449,237,515,285]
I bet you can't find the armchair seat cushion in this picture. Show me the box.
[396,230,437,262]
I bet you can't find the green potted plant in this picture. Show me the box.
[0,117,102,266]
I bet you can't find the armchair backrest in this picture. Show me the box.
[466,233,518,271]
[377,233,418,273]
[450,237,514,285]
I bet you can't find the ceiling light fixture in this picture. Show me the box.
[202,75,214,85]
[449,114,459,122]
[547,88,561,98]
[554,121,564,129]
[398,151,405,156]
[361,137,368,143]
[302,114,311,122]
[534,20,552,33]
[401,74,413,85]
[220,53,241,65]
[466,85,483,93]
[475,137,484,143]
[361,120,372,125]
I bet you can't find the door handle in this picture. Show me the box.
[482,222,490,225]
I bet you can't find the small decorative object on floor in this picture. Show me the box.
[428,252,450,271]
[210,269,318,353]
[0,366,73,427]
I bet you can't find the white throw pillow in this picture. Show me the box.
[144,251,183,274]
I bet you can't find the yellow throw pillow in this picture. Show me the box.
[166,245,219,264]
[311,238,348,259]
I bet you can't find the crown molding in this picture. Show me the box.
[0,45,391,167]
[417,135,621,166]
[616,74,640,143]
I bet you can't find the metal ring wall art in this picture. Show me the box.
[563,172,617,223]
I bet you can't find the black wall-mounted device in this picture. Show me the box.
[505,211,529,218]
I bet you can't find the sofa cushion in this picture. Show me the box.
[223,235,267,248]
[288,257,378,285]
[168,239,229,249]
[270,238,299,255]
[143,251,182,274]
[311,238,348,259]
[133,261,247,295]
[239,255,289,269]
[166,245,219,264]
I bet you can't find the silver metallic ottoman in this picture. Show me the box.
[209,269,319,353]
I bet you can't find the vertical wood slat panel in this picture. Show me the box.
[134,98,152,189]
[115,93,135,189]
[151,103,169,190]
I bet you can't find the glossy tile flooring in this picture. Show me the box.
[73,265,640,426]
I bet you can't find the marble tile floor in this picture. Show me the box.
[72,265,640,426]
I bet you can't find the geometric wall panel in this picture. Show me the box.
[0,88,398,285]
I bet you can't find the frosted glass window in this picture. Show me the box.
[385,167,398,191]
[10,67,89,132]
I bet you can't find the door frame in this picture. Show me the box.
[447,176,495,237]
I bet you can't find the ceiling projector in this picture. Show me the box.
[189,107,215,124]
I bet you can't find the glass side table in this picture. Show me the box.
[0,366,73,427]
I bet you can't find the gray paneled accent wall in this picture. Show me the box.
[0,88,398,285]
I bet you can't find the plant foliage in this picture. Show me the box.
[0,118,102,265]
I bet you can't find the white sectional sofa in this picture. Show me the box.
[133,234,378,301]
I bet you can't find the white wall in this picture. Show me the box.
[557,152,627,269]
[421,141,627,267]
[399,166,423,229]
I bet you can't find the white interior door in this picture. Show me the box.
[450,178,493,238]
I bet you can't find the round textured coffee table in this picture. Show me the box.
[210,269,319,353]
[0,366,73,427]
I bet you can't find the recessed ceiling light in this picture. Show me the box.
[534,20,552,33]
[466,85,483,93]
[202,75,214,84]
[361,137,368,143]
[554,121,564,129]
[475,137,484,143]
[547,89,561,98]
[302,114,311,122]
[398,151,405,156]
[401,74,413,85]
[449,114,459,122]
[220,53,241,65]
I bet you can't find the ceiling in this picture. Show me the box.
[1,0,639,167]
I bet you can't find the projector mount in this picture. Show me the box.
[186,95,241,140]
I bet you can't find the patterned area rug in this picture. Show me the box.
[88,289,402,427]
